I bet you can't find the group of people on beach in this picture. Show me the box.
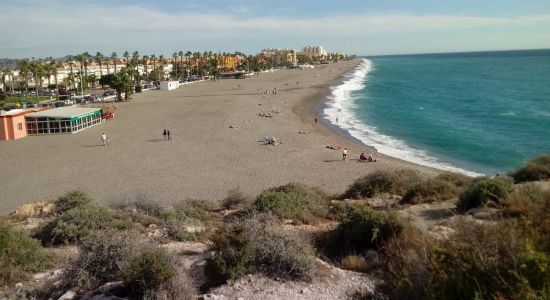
[162,129,172,141]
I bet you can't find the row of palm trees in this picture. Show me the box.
[0,50,274,100]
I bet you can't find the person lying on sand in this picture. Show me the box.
[326,145,343,150]
[368,154,377,162]
[298,130,306,134]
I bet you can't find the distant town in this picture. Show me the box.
[0,46,351,140]
[0,46,349,100]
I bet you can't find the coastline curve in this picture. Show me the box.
[321,58,484,177]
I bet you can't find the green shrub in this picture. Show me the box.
[172,199,215,222]
[0,222,55,286]
[509,155,550,183]
[251,183,330,224]
[400,178,458,205]
[342,170,421,199]
[36,202,115,244]
[122,249,176,299]
[222,188,250,210]
[321,203,405,257]
[456,177,513,212]
[205,213,316,287]
[53,190,92,214]
[435,172,473,188]
[386,220,550,300]
[63,230,140,290]
[165,219,202,242]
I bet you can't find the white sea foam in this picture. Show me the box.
[323,58,484,177]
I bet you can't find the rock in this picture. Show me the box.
[96,281,124,294]
[147,223,158,229]
[161,241,209,254]
[183,225,206,233]
[429,225,455,240]
[282,219,294,225]
[300,288,309,294]
[11,202,55,219]
[15,282,23,289]
[58,290,76,300]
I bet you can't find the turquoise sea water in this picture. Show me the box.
[323,50,550,176]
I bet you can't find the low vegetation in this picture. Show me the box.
[35,202,117,244]
[456,176,513,212]
[205,213,316,287]
[3,153,550,299]
[250,183,330,224]
[0,222,54,286]
[400,172,472,205]
[222,188,250,210]
[320,202,405,258]
[341,169,421,199]
[509,155,550,183]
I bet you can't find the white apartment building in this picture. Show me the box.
[301,45,327,58]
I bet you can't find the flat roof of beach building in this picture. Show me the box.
[26,107,101,119]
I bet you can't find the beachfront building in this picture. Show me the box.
[25,107,102,135]
[0,108,48,140]
[259,48,298,67]
[301,46,327,58]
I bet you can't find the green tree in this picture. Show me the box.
[100,67,133,101]
[111,52,118,74]
[123,51,130,64]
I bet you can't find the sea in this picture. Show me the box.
[322,49,550,176]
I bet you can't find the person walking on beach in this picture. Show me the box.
[163,129,167,141]
[167,129,172,141]
[342,148,348,161]
[314,115,318,124]
[101,133,109,146]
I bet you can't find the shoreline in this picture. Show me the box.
[310,58,483,177]
[0,60,439,214]
[298,59,442,175]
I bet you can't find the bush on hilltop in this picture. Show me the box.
[251,183,330,224]
[456,176,513,212]
[205,213,316,287]
[400,172,472,205]
[320,202,405,258]
[0,222,55,286]
[509,155,550,183]
[35,202,117,245]
[341,169,421,199]
[53,190,93,215]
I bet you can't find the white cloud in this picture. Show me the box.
[1,1,549,57]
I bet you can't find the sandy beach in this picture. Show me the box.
[0,59,437,213]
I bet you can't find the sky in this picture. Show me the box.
[1,0,550,58]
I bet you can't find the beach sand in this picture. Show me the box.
[0,59,438,213]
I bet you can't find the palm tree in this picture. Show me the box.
[17,59,31,98]
[172,52,178,78]
[159,55,165,80]
[142,55,149,80]
[185,51,192,77]
[54,61,62,100]
[95,52,104,79]
[68,60,76,91]
[111,52,118,74]
[83,52,90,79]
[123,51,130,64]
